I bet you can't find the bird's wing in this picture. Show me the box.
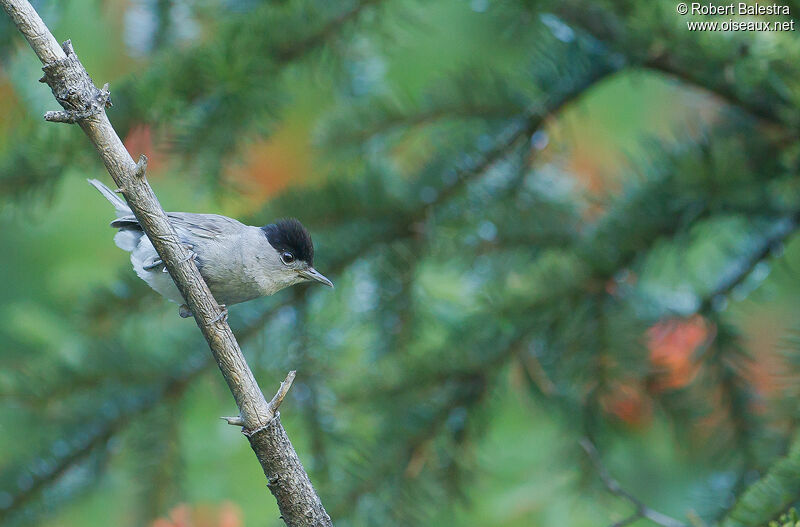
[110,212,245,242]
[168,213,244,240]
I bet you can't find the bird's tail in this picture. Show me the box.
[88,178,131,217]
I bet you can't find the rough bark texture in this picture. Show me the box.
[1,1,332,525]
[247,415,333,527]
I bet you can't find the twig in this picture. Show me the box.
[0,1,331,525]
[221,415,245,426]
[579,438,688,527]
[268,371,297,414]
[223,371,297,426]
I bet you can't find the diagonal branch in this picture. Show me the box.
[579,438,688,527]
[0,1,331,525]
[642,55,785,127]
[699,213,800,312]
[0,364,203,524]
[554,6,791,129]
[276,0,382,62]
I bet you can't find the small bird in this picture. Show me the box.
[89,179,333,318]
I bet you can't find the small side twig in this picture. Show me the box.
[221,415,245,426]
[223,370,296,427]
[579,438,687,527]
[135,153,148,178]
[268,370,297,414]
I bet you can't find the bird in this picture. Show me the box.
[89,178,333,319]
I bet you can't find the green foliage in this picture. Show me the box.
[724,438,800,527]
[769,508,800,527]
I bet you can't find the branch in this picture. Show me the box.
[276,0,381,62]
[268,370,297,413]
[642,55,785,127]
[699,214,799,312]
[553,5,789,128]
[0,1,331,525]
[223,371,297,426]
[0,363,203,523]
[579,439,688,527]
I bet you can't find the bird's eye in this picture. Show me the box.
[281,252,295,264]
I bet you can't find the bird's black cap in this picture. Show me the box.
[261,218,314,265]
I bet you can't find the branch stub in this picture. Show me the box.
[40,40,110,124]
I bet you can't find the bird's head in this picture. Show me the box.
[260,218,333,290]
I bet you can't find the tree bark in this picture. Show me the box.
[246,416,331,524]
[0,1,332,525]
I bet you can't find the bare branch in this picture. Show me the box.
[0,0,63,64]
[269,371,297,414]
[221,415,245,426]
[0,1,331,525]
[224,371,297,426]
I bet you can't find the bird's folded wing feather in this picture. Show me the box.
[110,212,244,242]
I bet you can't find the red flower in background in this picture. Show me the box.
[601,381,653,426]
[226,124,312,207]
[648,315,711,392]
[124,124,167,175]
[151,502,241,527]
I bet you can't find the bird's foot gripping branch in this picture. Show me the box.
[1,0,333,525]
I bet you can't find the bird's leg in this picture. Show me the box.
[173,245,200,319]
[179,243,197,264]
[143,257,163,271]
[181,303,226,322]
[180,249,197,263]
[210,305,228,324]
[150,246,195,273]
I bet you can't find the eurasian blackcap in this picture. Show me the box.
[89,179,333,318]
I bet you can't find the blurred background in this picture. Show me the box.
[1,1,800,526]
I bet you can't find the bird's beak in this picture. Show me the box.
[299,267,334,288]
